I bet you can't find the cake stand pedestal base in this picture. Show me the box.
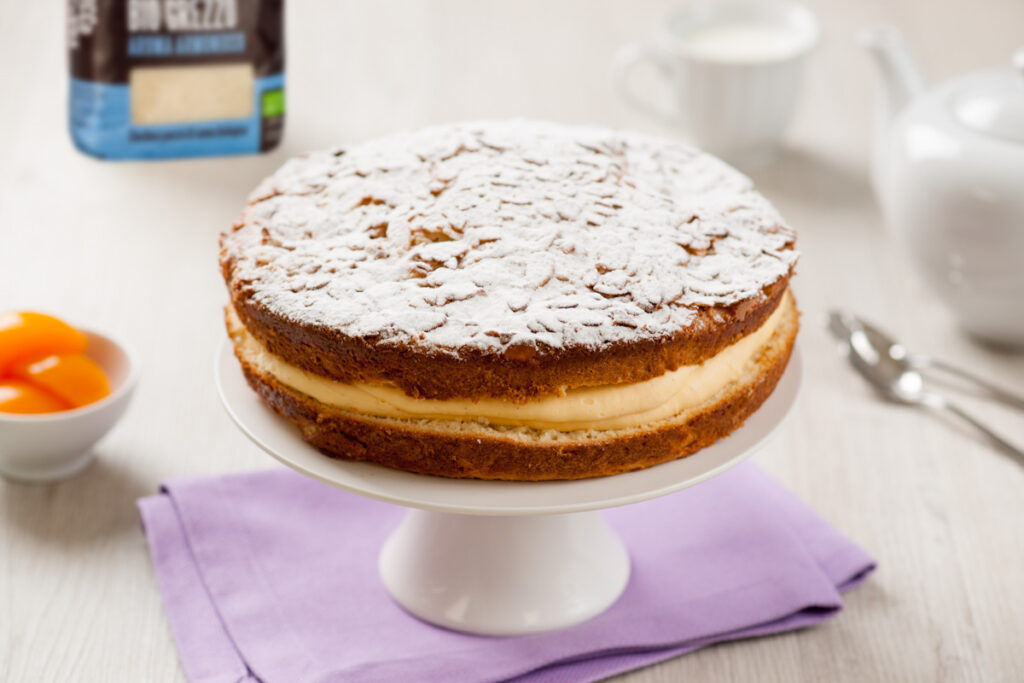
[379,509,630,635]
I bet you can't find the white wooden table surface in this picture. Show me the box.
[2,1,1023,681]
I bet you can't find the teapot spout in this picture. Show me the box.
[859,27,926,124]
[860,27,926,202]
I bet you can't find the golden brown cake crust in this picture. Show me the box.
[225,273,791,401]
[226,292,799,481]
[219,122,797,401]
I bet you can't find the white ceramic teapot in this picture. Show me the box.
[862,27,1024,347]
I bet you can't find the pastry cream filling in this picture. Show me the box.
[233,293,789,431]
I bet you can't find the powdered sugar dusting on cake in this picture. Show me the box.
[223,121,797,355]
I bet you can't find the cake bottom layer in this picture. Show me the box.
[228,293,799,481]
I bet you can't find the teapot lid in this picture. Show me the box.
[952,49,1024,144]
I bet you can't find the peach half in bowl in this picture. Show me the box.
[0,327,139,483]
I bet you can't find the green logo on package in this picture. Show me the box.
[262,89,285,118]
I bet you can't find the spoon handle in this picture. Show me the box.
[919,357,1024,412]
[931,397,1024,461]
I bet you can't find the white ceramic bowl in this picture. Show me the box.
[0,328,139,483]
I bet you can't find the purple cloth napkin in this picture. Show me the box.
[138,462,874,683]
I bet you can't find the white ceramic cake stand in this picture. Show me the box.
[215,342,802,636]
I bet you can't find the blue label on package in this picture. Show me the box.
[69,74,284,160]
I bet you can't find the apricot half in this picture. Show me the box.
[0,312,88,375]
[11,354,111,408]
[0,380,71,414]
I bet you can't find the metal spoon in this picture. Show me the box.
[852,316,1024,411]
[828,311,1024,461]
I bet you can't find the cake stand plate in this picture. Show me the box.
[216,342,802,635]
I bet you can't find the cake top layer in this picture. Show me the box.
[222,120,797,355]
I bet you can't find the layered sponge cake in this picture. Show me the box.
[220,121,798,480]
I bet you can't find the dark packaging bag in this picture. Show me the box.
[67,0,285,160]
